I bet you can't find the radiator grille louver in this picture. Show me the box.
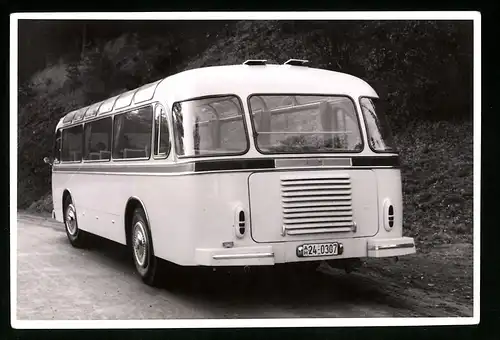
[280,174,355,236]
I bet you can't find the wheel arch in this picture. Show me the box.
[124,196,152,247]
[62,188,74,216]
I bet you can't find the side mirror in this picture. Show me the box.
[43,156,53,165]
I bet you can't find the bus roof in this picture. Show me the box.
[57,64,378,129]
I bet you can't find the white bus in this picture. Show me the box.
[45,59,416,286]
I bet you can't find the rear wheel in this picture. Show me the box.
[63,196,89,248]
[131,207,162,287]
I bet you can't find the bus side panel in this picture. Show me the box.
[373,169,404,239]
[187,173,255,249]
[52,171,125,244]
[141,173,254,266]
[52,170,218,265]
[132,175,198,266]
[79,173,126,244]
[52,171,64,223]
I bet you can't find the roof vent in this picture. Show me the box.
[284,59,309,66]
[243,59,267,66]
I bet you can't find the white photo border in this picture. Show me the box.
[10,11,481,329]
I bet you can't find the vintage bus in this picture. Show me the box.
[45,59,416,286]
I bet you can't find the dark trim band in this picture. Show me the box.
[351,156,400,167]
[194,159,275,172]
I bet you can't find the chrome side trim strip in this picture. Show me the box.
[83,159,111,163]
[60,160,82,164]
[53,163,195,173]
[368,243,415,251]
[275,158,352,168]
[113,157,151,162]
[212,252,274,260]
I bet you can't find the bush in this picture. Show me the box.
[27,192,53,214]
[395,120,473,248]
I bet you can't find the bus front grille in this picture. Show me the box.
[280,174,355,236]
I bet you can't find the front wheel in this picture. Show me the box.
[64,196,89,248]
[131,207,162,287]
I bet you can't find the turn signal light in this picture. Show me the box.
[234,206,246,238]
[383,199,395,231]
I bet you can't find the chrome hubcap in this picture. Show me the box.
[65,205,77,236]
[132,222,148,267]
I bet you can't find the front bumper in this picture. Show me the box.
[195,236,416,266]
[366,237,416,257]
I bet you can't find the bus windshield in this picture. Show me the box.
[359,97,396,152]
[248,95,363,154]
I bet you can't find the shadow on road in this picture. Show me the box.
[66,232,418,316]
[169,267,419,316]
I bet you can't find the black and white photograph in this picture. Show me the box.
[11,12,479,328]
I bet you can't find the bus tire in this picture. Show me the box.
[63,196,89,248]
[131,207,161,287]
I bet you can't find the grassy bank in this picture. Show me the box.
[395,120,473,250]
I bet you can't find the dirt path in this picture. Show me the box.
[348,242,473,317]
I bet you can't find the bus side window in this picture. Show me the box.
[54,129,62,163]
[154,104,171,157]
[83,117,112,161]
[113,106,153,159]
[61,125,83,162]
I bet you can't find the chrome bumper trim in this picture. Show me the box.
[212,252,274,260]
[368,243,415,251]
[286,227,354,235]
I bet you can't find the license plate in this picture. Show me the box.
[297,242,342,257]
